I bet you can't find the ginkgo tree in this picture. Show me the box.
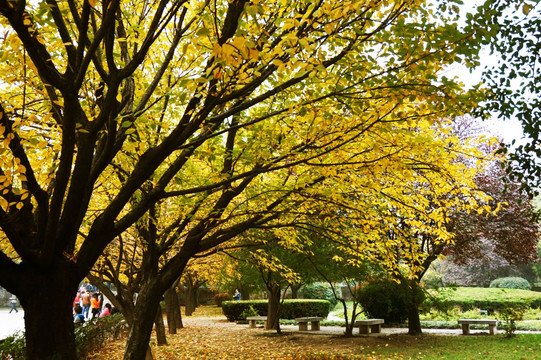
[0,0,493,359]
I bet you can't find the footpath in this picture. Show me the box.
[0,308,24,340]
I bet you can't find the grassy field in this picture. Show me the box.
[357,333,541,360]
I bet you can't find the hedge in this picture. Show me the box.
[222,299,331,322]
[425,287,541,313]
[489,277,531,290]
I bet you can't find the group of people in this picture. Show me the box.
[73,282,115,324]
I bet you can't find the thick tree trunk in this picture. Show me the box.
[405,280,423,336]
[407,304,423,335]
[184,284,198,316]
[154,304,167,346]
[122,286,161,360]
[165,286,183,333]
[19,262,80,360]
[266,285,281,331]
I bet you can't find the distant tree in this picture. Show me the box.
[475,0,541,196]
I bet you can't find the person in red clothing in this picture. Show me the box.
[90,292,101,319]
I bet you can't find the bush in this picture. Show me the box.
[300,283,338,309]
[222,299,331,322]
[357,279,425,325]
[0,313,125,360]
[0,331,25,360]
[490,277,531,290]
[213,292,231,307]
[75,313,126,358]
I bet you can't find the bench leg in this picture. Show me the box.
[249,320,256,328]
[461,324,470,335]
[370,324,381,334]
[298,322,308,331]
[310,321,320,331]
[359,325,369,335]
[489,324,496,335]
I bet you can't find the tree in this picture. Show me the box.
[0,1,490,359]
[474,0,541,195]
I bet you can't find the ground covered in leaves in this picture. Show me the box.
[88,316,401,360]
[89,315,541,360]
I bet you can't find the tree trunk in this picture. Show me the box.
[165,286,183,333]
[266,285,281,331]
[184,284,198,316]
[341,299,356,337]
[19,262,80,360]
[407,304,423,335]
[122,285,161,360]
[290,284,302,299]
[154,304,167,346]
[405,280,423,336]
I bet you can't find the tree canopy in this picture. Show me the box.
[0,1,498,359]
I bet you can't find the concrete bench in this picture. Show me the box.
[458,319,498,335]
[246,316,267,328]
[295,317,323,331]
[355,319,384,334]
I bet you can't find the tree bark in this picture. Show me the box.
[266,284,281,331]
[122,285,161,360]
[154,304,167,346]
[184,283,198,316]
[165,285,183,333]
[405,280,423,336]
[19,262,80,360]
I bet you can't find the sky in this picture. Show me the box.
[449,1,527,146]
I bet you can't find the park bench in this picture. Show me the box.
[246,316,267,328]
[458,319,498,335]
[355,319,384,335]
[295,317,323,331]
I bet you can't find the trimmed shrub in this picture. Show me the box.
[222,299,331,322]
[490,277,531,290]
[300,283,338,309]
[213,292,231,307]
[357,279,424,325]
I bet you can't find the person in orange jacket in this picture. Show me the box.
[90,292,101,319]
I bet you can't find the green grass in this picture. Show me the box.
[357,333,541,360]
[433,287,541,304]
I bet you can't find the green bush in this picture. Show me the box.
[222,299,331,321]
[0,331,25,360]
[357,279,425,325]
[425,287,541,313]
[490,277,531,290]
[0,313,125,360]
[300,283,338,309]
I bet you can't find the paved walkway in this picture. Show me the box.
[0,308,25,339]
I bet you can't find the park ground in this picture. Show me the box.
[87,306,541,360]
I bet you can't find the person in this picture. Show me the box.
[73,304,85,324]
[9,296,18,313]
[233,288,241,301]
[80,290,91,320]
[73,291,81,308]
[90,292,101,319]
[99,303,112,317]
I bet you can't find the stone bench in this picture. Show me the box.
[458,319,498,335]
[295,317,323,331]
[355,319,384,334]
[246,316,267,328]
